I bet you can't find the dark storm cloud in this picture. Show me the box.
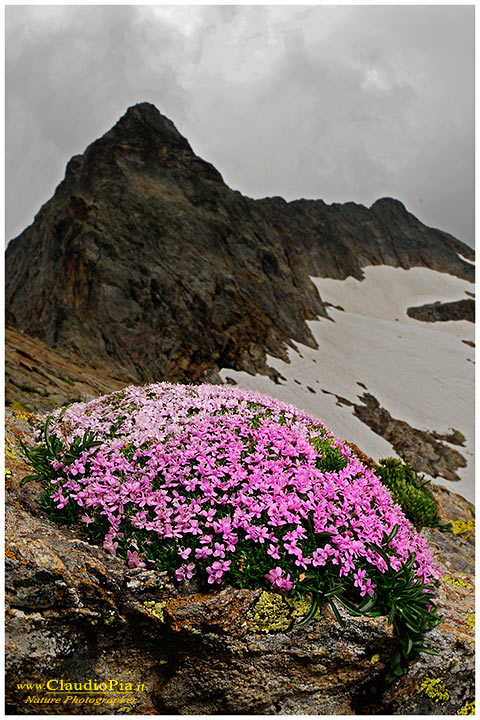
[5,5,474,246]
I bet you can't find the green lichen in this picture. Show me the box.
[104,609,117,626]
[143,600,167,622]
[451,519,475,539]
[18,383,47,397]
[246,591,316,633]
[58,374,76,386]
[457,700,475,715]
[417,676,450,705]
[11,402,33,414]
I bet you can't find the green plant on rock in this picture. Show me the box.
[376,458,447,530]
[21,384,443,679]
[18,383,47,397]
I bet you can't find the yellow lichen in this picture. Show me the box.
[466,614,475,629]
[12,405,33,421]
[143,600,167,622]
[457,700,475,715]
[246,591,317,633]
[451,519,475,539]
[417,676,450,705]
[370,653,380,664]
[443,574,474,590]
[5,443,18,460]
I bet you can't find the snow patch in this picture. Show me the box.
[458,252,475,265]
[220,266,474,502]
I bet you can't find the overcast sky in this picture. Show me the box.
[5,5,475,247]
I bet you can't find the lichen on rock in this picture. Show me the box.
[246,591,314,633]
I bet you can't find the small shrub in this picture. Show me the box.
[22,383,442,674]
[376,458,445,529]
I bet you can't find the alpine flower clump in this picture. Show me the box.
[24,383,442,672]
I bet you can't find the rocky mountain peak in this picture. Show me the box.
[370,197,408,214]
[5,102,474,385]
[59,102,222,202]
[108,102,194,154]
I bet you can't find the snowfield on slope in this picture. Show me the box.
[220,265,475,502]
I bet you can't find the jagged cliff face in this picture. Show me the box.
[5,104,325,383]
[5,102,474,384]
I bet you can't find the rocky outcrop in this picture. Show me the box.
[407,299,475,323]
[5,327,135,413]
[5,102,475,385]
[322,390,467,483]
[257,195,474,283]
[5,408,475,715]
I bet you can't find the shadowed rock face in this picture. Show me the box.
[5,102,475,384]
[407,298,475,323]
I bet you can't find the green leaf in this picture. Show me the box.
[367,542,390,564]
[387,604,396,626]
[334,595,363,617]
[20,474,41,486]
[358,594,377,613]
[328,598,345,628]
[413,646,440,656]
[384,523,399,545]
[296,593,320,627]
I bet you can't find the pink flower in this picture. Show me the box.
[127,550,146,569]
[206,560,231,584]
[195,546,212,559]
[176,562,195,581]
[178,547,192,560]
[353,568,366,588]
[264,567,294,592]
[267,544,280,559]
[43,382,441,605]
[103,538,118,557]
[360,578,376,597]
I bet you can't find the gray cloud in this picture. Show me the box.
[6,5,474,246]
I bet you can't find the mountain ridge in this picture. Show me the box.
[5,102,474,386]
